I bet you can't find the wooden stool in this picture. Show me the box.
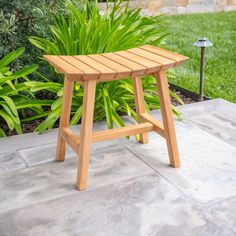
[44,45,188,190]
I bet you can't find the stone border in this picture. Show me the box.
[98,1,236,15]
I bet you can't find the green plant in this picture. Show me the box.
[0,47,54,137]
[29,1,166,55]
[25,77,182,133]
[28,1,182,133]
[0,0,68,74]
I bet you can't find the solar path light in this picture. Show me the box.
[193,37,213,101]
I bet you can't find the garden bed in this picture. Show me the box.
[2,1,230,139]
[0,87,195,137]
[0,1,187,138]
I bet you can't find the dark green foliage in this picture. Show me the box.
[0,0,66,72]
[0,47,47,137]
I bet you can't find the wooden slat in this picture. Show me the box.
[45,45,188,81]
[74,55,117,80]
[60,56,100,80]
[140,45,189,66]
[128,48,176,69]
[115,51,161,74]
[140,113,165,138]
[88,54,132,78]
[93,75,130,83]
[44,55,83,77]
[103,53,147,76]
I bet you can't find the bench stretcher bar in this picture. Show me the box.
[60,119,165,151]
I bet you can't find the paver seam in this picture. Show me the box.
[126,146,236,235]
[182,114,236,149]
[125,146,195,200]
[203,196,236,234]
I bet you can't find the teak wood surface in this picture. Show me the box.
[44,45,188,190]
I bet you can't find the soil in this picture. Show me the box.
[0,88,195,137]
[170,88,194,106]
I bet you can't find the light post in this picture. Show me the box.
[193,37,213,101]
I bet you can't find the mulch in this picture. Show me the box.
[0,88,195,137]
[170,88,194,106]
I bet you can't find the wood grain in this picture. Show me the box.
[140,45,189,66]
[116,51,161,74]
[128,48,176,69]
[103,52,147,76]
[56,77,74,161]
[62,123,154,146]
[140,113,165,138]
[132,77,149,143]
[154,70,180,167]
[76,79,97,190]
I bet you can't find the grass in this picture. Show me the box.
[163,11,236,103]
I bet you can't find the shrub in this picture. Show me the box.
[28,1,182,133]
[0,0,67,73]
[29,1,166,55]
[0,48,44,137]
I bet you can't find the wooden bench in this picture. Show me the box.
[44,45,188,190]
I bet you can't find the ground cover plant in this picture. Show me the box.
[164,11,236,103]
[0,47,52,137]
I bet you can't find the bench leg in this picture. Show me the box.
[132,76,148,144]
[56,78,74,161]
[76,80,96,190]
[154,71,180,167]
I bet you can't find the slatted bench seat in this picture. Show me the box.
[44,44,188,190]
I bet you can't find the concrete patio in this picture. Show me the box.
[0,98,236,236]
